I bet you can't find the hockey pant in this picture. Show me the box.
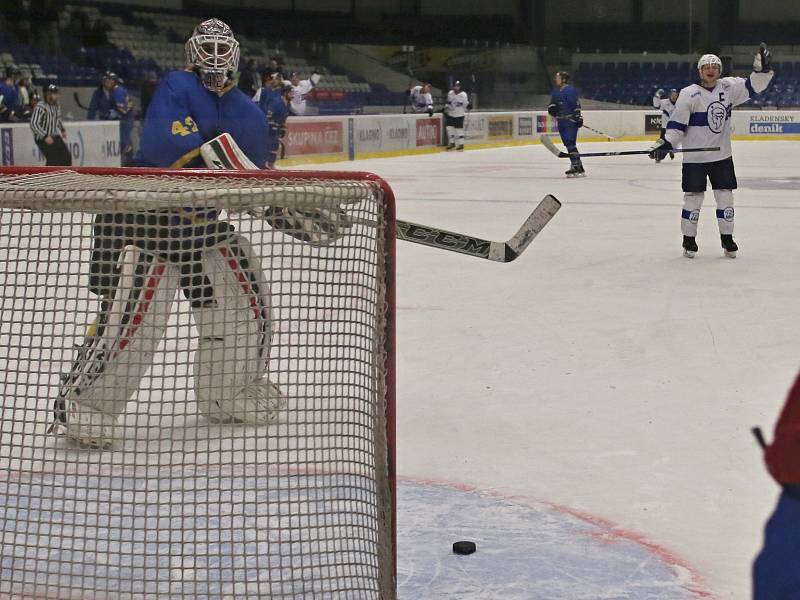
[681,190,734,237]
[558,122,582,168]
[446,115,465,148]
[54,233,273,426]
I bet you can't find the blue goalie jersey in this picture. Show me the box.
[136,71,270,169]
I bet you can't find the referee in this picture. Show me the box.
[30,84,71,166]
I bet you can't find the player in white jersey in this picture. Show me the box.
[444,80,470,151]
[652,44,774,258]
[649,88,679,162]
[407,83,434,116]
[285,70,320,116]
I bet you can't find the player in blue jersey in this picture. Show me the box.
[87,72,135,164]
[254,72,290,168]
[548,71,585,177]
[52,19,351,449]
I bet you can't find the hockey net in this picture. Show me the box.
[0,167,396,599]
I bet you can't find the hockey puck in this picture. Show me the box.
[452,541,476,555]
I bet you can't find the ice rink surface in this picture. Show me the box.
[297,140,800,599]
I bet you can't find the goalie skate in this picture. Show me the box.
[204,379,285,424]
[53,400,117,449]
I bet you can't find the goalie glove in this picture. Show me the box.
[753,42,772,73]
[262,205,352,247]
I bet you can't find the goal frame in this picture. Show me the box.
[0,164,398,595]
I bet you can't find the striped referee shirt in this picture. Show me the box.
[30,102,65,141]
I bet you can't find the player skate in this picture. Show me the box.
[721,234,738,258]
[565,165,586,178]
[682,235,698,258]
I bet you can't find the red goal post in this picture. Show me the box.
[0,166,397,599]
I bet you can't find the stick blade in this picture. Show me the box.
[539,135,567,158]
[492,194,561,262]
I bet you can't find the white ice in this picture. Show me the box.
[307,140,800,600]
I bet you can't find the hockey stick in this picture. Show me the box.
[557,117,616,140]
[395,194,561,262]
[582,123,616,140]
[539,135,719,158]
[73,91,89,111]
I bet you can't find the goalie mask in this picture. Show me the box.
[185,18,240,93]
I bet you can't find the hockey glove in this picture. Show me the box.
[753,42,772,73]
[573,113,584,128]
[262,206,353,247]
[649,139,673,161]
[656,88,666,98]
[427,107,434,117]
[547,103,558,117]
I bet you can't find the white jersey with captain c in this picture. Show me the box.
[665,71,773,163]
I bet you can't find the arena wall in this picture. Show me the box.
[1,111,797,168]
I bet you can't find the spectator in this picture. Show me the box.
[238,59,260,97]
[15,75,37,121]
[0,67,21,123]
[30,84,71,166]
[268,56,284,80]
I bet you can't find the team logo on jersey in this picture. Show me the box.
[706,101,728,133]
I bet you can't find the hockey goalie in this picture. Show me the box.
[50,19,352,448]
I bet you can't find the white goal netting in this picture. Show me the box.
[0,168,396,599]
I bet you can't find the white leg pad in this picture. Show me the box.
[192,234,283,424]
[54,245,178,446]
[713,189,735,235]
[681,192,704,237]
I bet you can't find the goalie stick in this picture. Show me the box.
[199,133,560,261]
[539,135,719,158]
[394,194,561,262]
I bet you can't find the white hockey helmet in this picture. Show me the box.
[185,18,240,93]
[697,53,722,72]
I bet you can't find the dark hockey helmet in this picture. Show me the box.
[185,18,240,93]
[556,71,570,83]
[45,84,59,94]
[453,80,462,90]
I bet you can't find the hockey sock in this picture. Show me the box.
[681,192,704,236]
[713,189,734,235]
[446,126,455,146]
[456,128,464,148]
